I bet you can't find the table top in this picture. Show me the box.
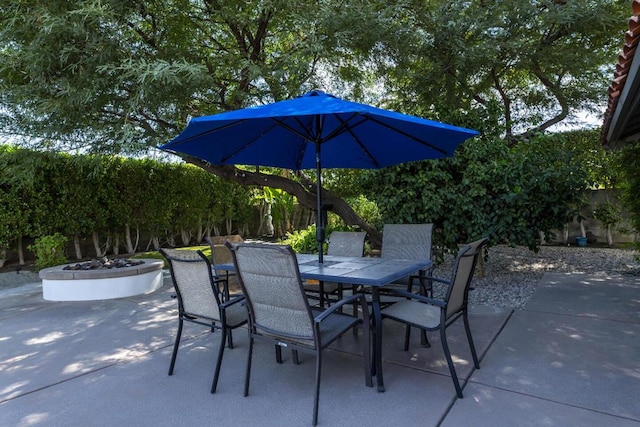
[217,254,432,288]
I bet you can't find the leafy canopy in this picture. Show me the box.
[0,0,630,248]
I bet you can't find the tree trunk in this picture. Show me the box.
[196,222,205,243]
[606,225,613,246]
[125,224,134,253]
[188,159,382,247]
[74,235,82,260]
[18,236,25,265]
[113,234,120,255]
[180,229,191,246]
[0,247,6,268]
[134,226,140,253]
[256,204,266,235]
[93,232,104,257]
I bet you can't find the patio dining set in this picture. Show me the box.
[160,224,487,426]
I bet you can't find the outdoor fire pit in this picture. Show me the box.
[40,257,164,301]
[63,257,145,270]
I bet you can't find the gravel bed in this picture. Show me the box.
[430,245,639,310]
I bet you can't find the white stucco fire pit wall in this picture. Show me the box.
[39,259,164,301]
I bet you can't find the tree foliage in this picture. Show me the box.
[359,132,591,253]
[618,142,640,235]
[340,0,627,140]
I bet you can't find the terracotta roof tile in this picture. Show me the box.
[602,1,640,144]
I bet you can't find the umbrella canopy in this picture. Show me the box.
[161,90,479,261]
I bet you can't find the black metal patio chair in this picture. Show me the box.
[160,248,247,394]
[379,237,488,398]
[303,231,366,307]
[227,242,372,426]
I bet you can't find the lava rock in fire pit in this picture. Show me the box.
[63,257,145,270]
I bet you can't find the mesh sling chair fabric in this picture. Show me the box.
[204,236,243,300]
[380,223,433,294]
[379,237,488,398]
[160,248,247,394]
[227,242,372,426]
[303,231,367,306]
[354,224,434,313]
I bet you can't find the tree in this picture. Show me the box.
[0,0,629,248]
[347,0,627,140]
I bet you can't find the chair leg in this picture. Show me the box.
[292,349,300,365]
[275,345,283,364]
[361,319,373,388]
[352,285,359,336]
[244,335,254,397]
[464,312,480,369]
[313,351,322,426]
[404,326,430,351]
[211,327,227,393]
[403,325,411,351]
[440,327,463,398]
[168,317,183,375]
[227,329,234,349]
[420,330,430,347]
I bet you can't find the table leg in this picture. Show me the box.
[319,280,325,308]
[372,287,385,392]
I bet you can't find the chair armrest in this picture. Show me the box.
[219,295,245,310]
[409,275,450,285]
[381,288,447,308]
[408,265,434,278]
[408,270,436,292]
[313,293,367,322]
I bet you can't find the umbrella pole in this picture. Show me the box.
[315,142,324,263]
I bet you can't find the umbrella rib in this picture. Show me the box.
[167,119,248,146]
[331,114,381,167]
[271,116,317,141]
[270,117,317,169]
[365,116,450,155]
[220,120,283,163]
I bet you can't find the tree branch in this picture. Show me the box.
[180,155,382,247]
[491,67,513,141]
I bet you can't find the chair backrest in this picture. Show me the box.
[228,243,315,344]
[327,231,366,257]
[444,238,489,319]
[160,248,222,320]
[205,236,235,264]
[381,224,432,260]
[205,236,238,278]
[381,224,433,285]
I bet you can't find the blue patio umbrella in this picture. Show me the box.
[161,90,479,262]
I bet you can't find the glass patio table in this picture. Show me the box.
[217,253,433,392]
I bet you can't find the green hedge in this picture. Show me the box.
[0,145,254,260]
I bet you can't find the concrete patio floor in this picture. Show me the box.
[1,271,639,426]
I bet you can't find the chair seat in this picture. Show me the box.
[225,299,248,328]
[381,300,441,329]
[311,308,361,345]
